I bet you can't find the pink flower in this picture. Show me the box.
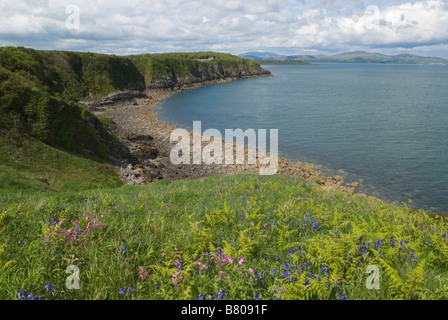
[264,223,269,228]
[196,260,202,266]
[239,258,244,265]
[67,229,72,234]
[227,257,234,264]
[162,252,166,257]
[154,212,159,214]
[175,248,179,251]
[249,268,254,273]
[172,260,180,267]
[219,271,227,277]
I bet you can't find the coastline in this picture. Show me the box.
[82,78,360,194]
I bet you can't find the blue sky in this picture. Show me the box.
[1,0,447,58]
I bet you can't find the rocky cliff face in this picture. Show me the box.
[146,62,271,90]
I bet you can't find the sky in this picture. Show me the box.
[1,0,447,59]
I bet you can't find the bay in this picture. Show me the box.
[158,63,448,214]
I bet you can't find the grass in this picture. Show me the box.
[0,137,122,194]
[1,173,448,300]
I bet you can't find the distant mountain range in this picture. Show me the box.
[239,51,448,65]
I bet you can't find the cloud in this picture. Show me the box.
[0,0,447,58]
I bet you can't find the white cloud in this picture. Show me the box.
[0,0,447,58]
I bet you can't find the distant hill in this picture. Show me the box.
[239,51,448,65]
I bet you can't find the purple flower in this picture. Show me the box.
[389,238,396,247]
[119,287,126,295]
[18,290,27,300]
[120,246,127,253]
[287,250,293,255]
[26,295,33,300]
[338,293,347,300]
[45,283,54,294]
[254,292,261,300]
[130,286,136,292]
[195,294,206,300]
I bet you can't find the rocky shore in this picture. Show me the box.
[81,78,359,194]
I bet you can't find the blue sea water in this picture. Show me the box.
[158,64,448,214]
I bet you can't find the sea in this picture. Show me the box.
[158,63,448,214]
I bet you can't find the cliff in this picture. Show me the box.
[0,47,270,150]
[128,52,271,90]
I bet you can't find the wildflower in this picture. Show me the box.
[338,293,347,300]
[130,286,136,292]
[216,249,223,255]
[51,218,59,226]
[45,283,54,295]
[320,265,329,276]
[34,296,41,300]
[213,289,227,300]
[287,250,293,255]
[155,284,160,292]
[249,268,254,273]
[121,246,127,254]
[227,257,234,264]
[195,294,206,300]
[18,290,27,300]
[27,295,33,300]
[426,241,431,245]
[119,287,126,295]
[254,292,261,300]
[389,238,396,247]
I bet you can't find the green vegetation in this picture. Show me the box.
[128,51,262,85]
[0,137,122,194]
[1,174,447,300]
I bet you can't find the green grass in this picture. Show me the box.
[1,173,448,300]
[0,137,122,194]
